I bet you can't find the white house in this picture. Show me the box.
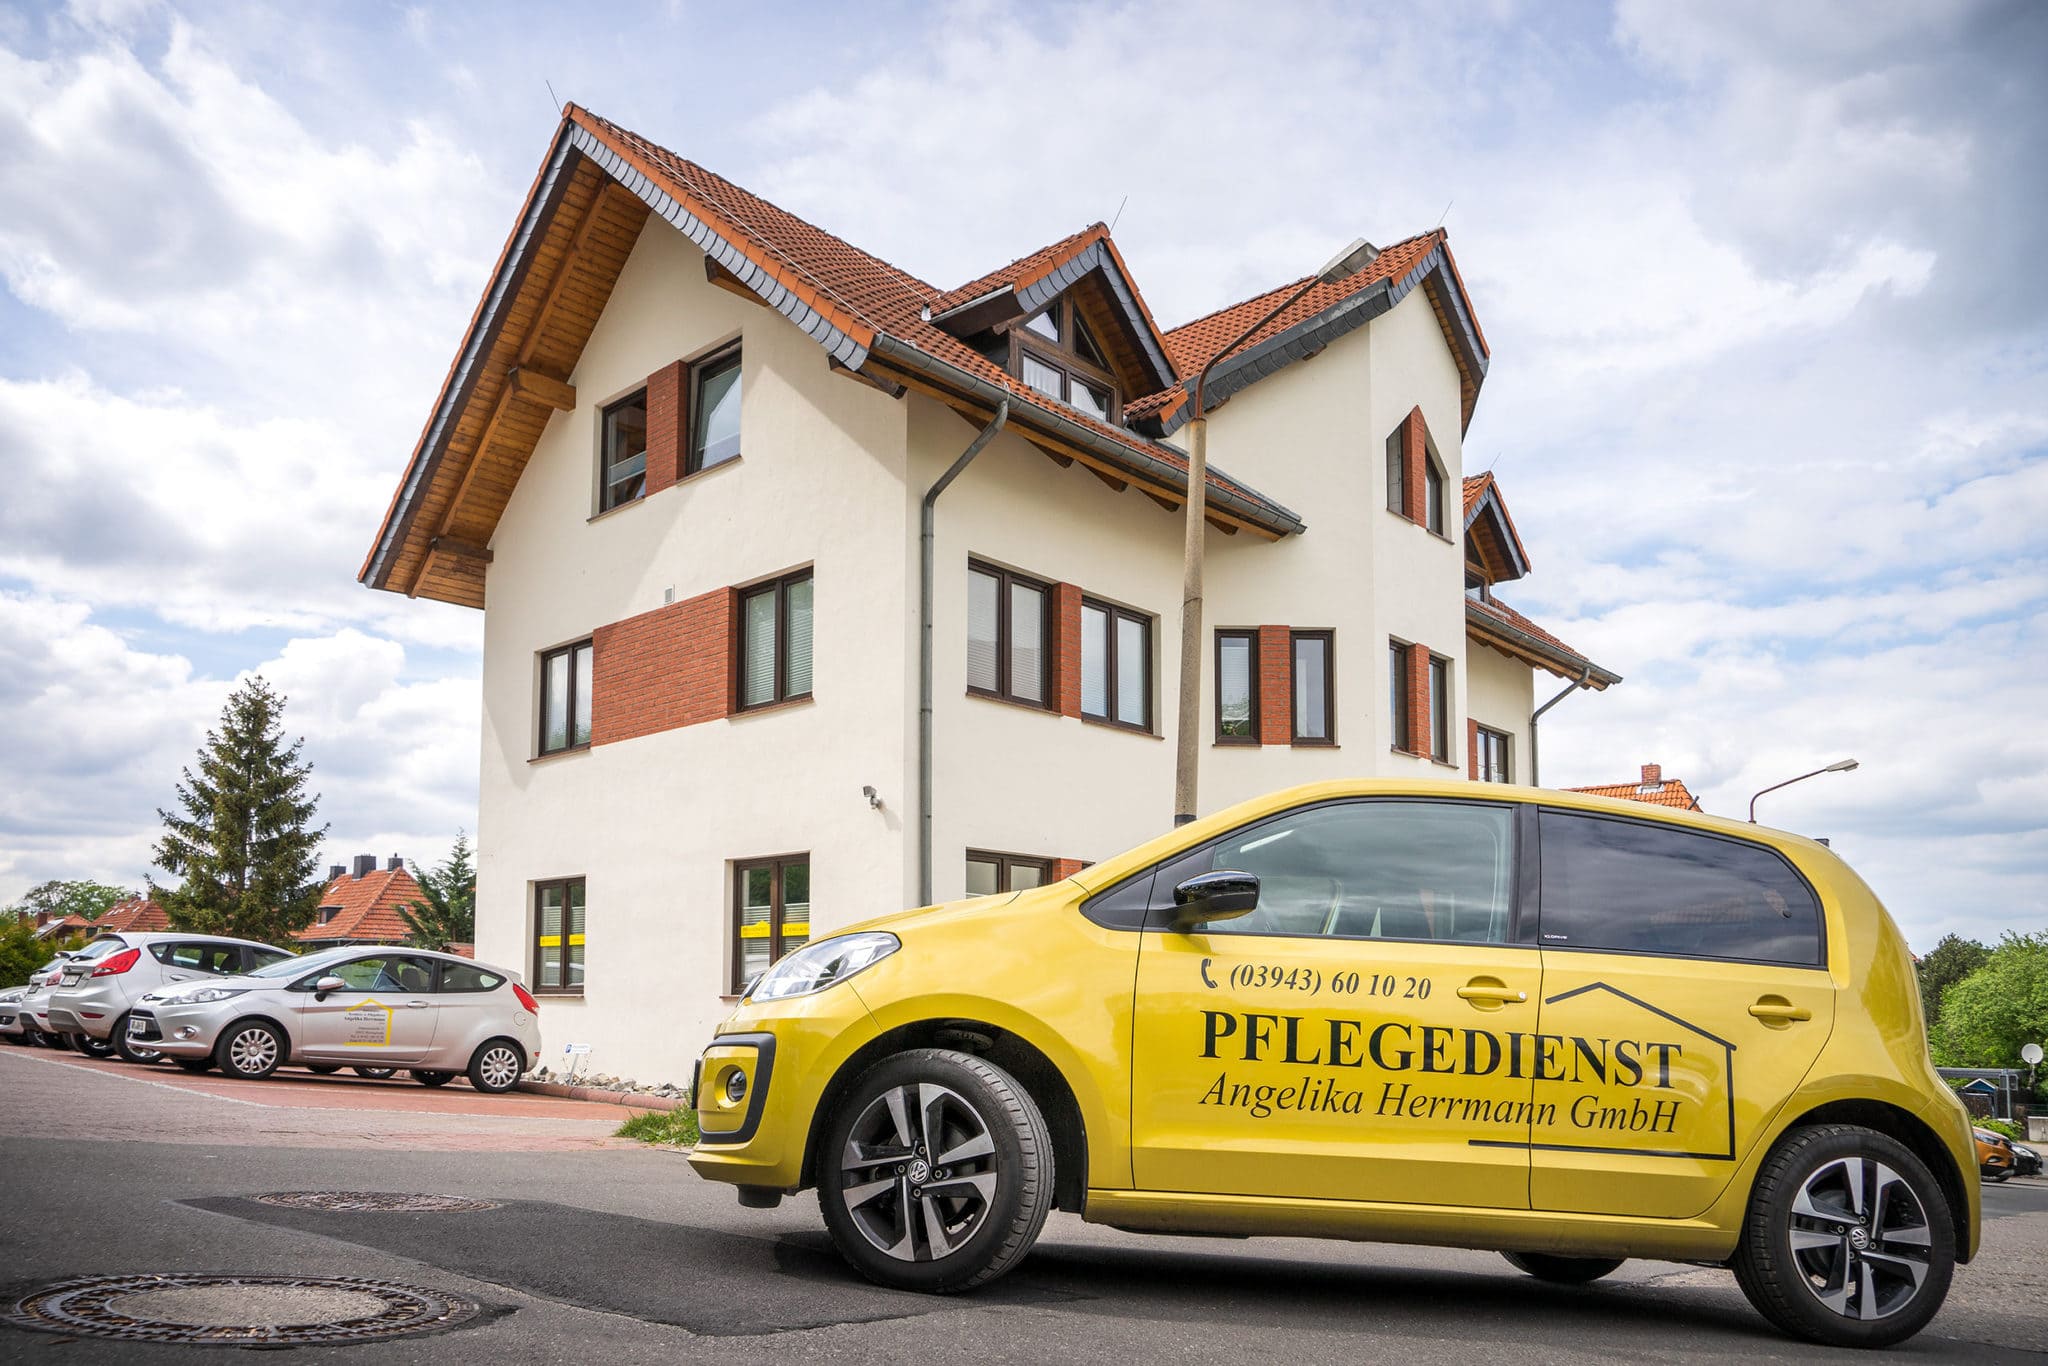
[362,105,1619,1082]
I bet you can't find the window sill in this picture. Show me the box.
[677,454,743,487]
[1213,736,1261,748]
[966,690,1058,718]
[731,694,814,721]
[1291,739,1340,749]
[533,989,585,998]
[588,497,646,525]
[530,744,592,765]
[1080,714,1160,739]
[1430,756,1460,770]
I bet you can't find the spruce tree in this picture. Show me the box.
[399,832,477,951]
[151,676,328,944]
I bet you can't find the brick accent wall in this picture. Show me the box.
[589,586,735,745]
[1256,625,1292,745]
[1467,717,1480,779]
[1394,641,1433,756]
[1400,407,1428,525]
[1053,583,1083,719]
[643,360,687,495]
[1051,858,1089,881]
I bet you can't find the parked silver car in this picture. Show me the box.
[15,958,78,1048]
[0,984,32,1044]
[46,932,296,1064]
[130,945,542,1092]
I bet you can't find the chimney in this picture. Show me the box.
[1640,763,1662,786]
[328,864,346,884]
[351,854,376,879]
[387,854,403,872]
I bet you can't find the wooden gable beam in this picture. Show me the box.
[516,180,634,372]
[507,366,576,412]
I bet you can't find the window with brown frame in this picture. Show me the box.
[732,855,808,993]
[1428,653,1452,761]
[1215,629,1259,743]
[1081,597,1152,730]
[1476,725,1512,783]
[1291,629,1335,744]
[1389,640,1413,752]
[1009,296,1120,423]
[737,570,813,709]
[1385,426,1405,515]
[538,640,592,755]
[600,390,648,511]
[688,346,743,474]
[967,561,1051,707]
[964,850,1051,896]
[532,878,585,994]
[1424,434,1447,534]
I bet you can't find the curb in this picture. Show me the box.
[519,1079,686,1110]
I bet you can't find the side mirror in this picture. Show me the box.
[1172,870,1260,930]
[313,975,347,998]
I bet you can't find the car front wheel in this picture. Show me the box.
[75,1033,115,1059]
[355,1067,396,1080]
[1501,1251,1625,1284]
[818,1047,1054,1294]
[112,1015,162,1065]
[1732,1123,1955,1348]
[468,1040,525,1094]
[215,1020,286,1080]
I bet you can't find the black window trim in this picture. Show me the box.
[537,639,593,756]
[736,568,814,711]
[731,854,809,995]
[1081,596,1152,732]
[532,876,586,995]
[686,344,744,475]
[1427,651,1452,762]
[599,387,650,512]
[1289,628,1336,746]
[1530,805,1830,971]
[1476,724,1513,783]
[1389,638,1413,753]
[1214,628,1260,745]
[967,560,1054,710]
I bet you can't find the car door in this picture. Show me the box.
[1130,797,1540,1208]
[294,954,443,1062]
[1528,808,1837,1219]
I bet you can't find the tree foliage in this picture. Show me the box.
[1917,933,1991,1026]
[1928,931,2048,1080]
[399,833,476,952]
[5,879,134,924]
[150,676,328,946]
[0,917,83,988]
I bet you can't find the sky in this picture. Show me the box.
[0,0,2042,950]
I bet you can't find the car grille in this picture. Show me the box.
[126,1012,162,1043]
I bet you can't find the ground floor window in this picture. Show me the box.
[733,855,810,993]
[965,850,1051,896]
[1476,725,1512,783]
[533,878,585,993]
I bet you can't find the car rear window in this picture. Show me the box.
[1538,810,1823,966]
[438,963,505,993]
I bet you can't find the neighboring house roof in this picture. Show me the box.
[295,866,427,945]
[1461,472,1531,583]
[95,898,170,934]
[1126,228,1489,434]
[1569,764,1703,811]
[35,914,91,940]
[362,106,1312,606]
[1465,595,1621,689]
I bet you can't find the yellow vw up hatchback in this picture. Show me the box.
[691,780,1977,1349]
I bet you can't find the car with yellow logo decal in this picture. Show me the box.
[689,779,1978,1349]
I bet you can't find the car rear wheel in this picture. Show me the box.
[468,1040,525,1094]
[173,1057,212,1073]
[1732,1123,1954,1348]
[412,1070,455,1088]
[306,1064,342,1075]
[1501,1251,1626,1284]
[112,1015,162,1065]
[214,1020,285,1080]
[354,1067,397,1080]
[76,1033,115,1059]
[818,1047,1054,1294]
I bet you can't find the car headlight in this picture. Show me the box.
[747,932,899,1002]
[177,987,249,1005]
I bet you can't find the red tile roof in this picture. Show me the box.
[1568,767,1704,811]
[933,223,1105,314]
[1462,473,1491,517]
[1466,595,1620,688]
[297,866,427,945]
[96,898,170,934]
[1461,471,1532,579]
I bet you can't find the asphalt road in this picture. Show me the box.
[2,1046,2044,1363]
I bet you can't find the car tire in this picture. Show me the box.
[1501,1251,1625,1284]
[112,1015,163,1065]
[305,1064,342,1074]
[173,1057,212,1073]
[214,1020,286,1080]
[39,1031,71,1051]
[412,1070,455,1088]
[76,1032,115,1059]
[354,1067,397,1080]
[468,1039,525,1094]
[817,1047,1054,1294]
[1731,1123,1954,1348]
[1988,1170,2013,1183]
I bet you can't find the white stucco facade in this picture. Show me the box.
[465,214,1591,1084]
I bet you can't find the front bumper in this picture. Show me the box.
[130,997,245,1058]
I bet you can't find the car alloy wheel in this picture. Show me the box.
[818,1047,1053,1293]
[1732,1123,1954,1348]
[468,1041,523,1094]
[76,1033,115,1059]
[217,1021,284,1080]
[112,1015,162,1066]
[354,1067,396,1080]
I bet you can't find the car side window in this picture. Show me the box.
[246,949,295,972]
[325,957,434,992]
[154,942,209,970]
[1154,799,1518,943]
[1537,809,1823,966]
[436,963,505,993]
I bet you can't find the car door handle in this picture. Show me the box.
[1749,999,1812,1022]
[1456,981,1528,1004]
[405,1001,433,1009]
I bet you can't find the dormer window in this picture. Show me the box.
[1009,296,1120,424]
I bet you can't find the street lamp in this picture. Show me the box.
[1747,758,1859,824]
[1173,237,1381,826]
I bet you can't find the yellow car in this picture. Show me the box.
[691,779,1978,1349]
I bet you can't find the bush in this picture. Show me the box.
[1978,1116,2023,1141]
[616,1105,699,1147]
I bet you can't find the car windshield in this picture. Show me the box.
[245,947,345,979]
[69,938,125,962]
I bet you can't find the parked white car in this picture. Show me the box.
[131,945,542,1092]
[46,933,296,1063]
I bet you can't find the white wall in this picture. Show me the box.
[1466,639,1537,782]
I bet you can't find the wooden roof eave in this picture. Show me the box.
[1465,605,1620,690]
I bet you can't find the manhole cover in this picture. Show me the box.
[4,1273,481,1345]
[251,1191,503,1213]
